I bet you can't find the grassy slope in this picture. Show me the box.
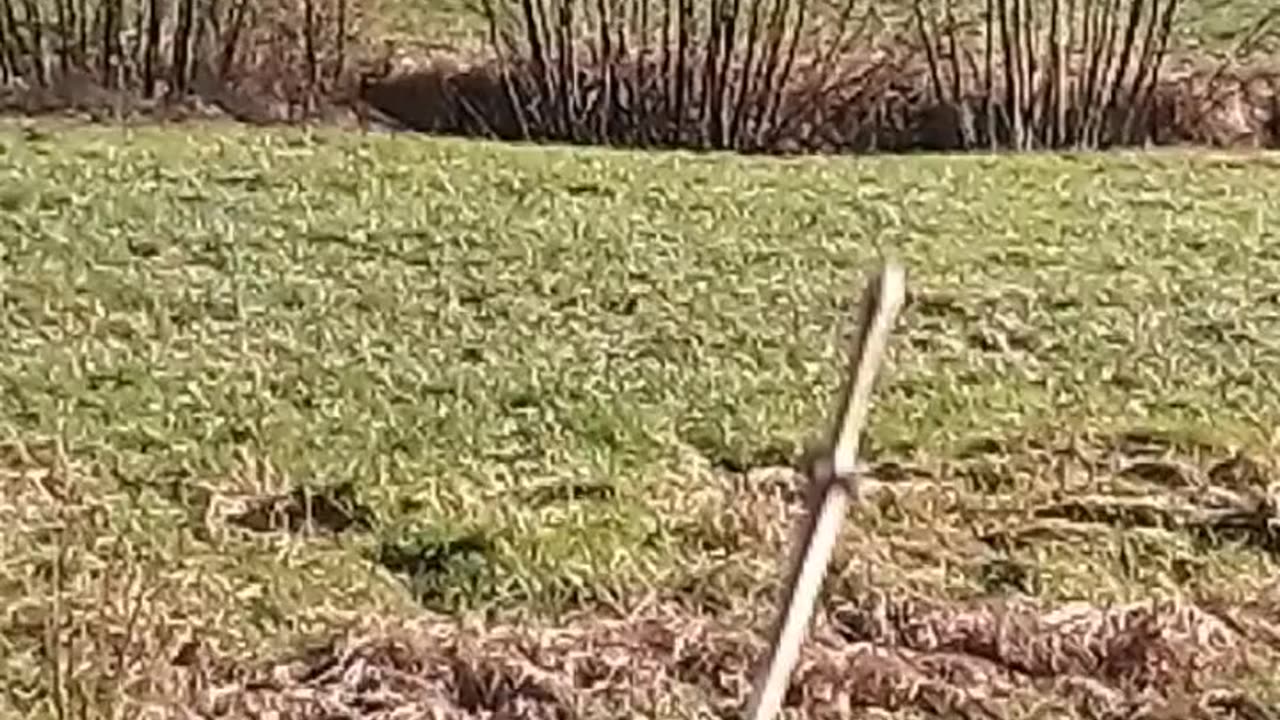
[2,121,1280,715]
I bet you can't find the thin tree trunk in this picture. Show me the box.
[171,0,195,96]
[19,0,45,85]
[142,0,160,95]
[76,0,86,65]
[55,0,69,75]
[219,0,250,80]
[100,0,118,88]
[303,0,317,92]
[334,0,347,83]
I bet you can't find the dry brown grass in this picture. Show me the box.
[186,591,1280,719]
[6,429,1279,719]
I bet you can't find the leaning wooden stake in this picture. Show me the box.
[743,261,907,720]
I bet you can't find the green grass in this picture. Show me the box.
[2,121,1280,715]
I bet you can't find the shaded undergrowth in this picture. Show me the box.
[360,0,1280,152]
[0,0,391,123]
[0,0,1276,153]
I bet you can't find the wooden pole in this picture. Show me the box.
[743,261,907,720]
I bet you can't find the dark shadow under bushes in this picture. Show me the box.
[359,0,1280,153]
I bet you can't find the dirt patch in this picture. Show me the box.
[191,592,1278,719]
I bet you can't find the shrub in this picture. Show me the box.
[911,0,1182,150]
[0,0,372,120]
[471,0,891,151]
[357,0,1279,152]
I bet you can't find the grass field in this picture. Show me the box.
[2,121,1280,717]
